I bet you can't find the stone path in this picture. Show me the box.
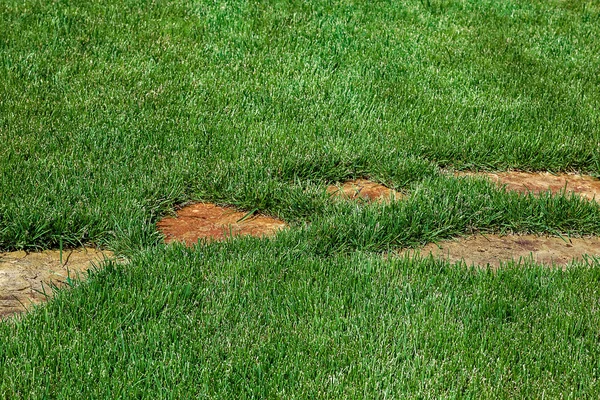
[6,173,600,319]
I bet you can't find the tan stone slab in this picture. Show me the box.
[400,234,600,269]
[0,248,112,319]
[456,171,600,202]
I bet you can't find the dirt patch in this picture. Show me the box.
[1,248,112,319]
[327,179,404,203]
[156,203,288,246]
[456,171,600,202]
[400,234,600,268]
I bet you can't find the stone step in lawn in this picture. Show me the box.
[0,248,113,320]
[400,234,600,269]
[157,203,288,246]
[455,171,600,202]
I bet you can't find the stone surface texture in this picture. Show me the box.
[326,179,404,203]
[157,203,287,246]
[401,234,600,268]
[1,248,112,319]
[456,171,600,202]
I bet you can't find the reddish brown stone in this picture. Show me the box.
[156,203,287,246]
[326,179,404,203]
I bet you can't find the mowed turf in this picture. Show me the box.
[1,0,600,397]
[3,242,600,398]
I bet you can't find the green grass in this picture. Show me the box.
[3,243,600,397]
[1,0,600,397]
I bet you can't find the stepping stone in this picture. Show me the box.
[456,171,600,202]
[401,234,600,269]
[1,248,112,319]
[327,179,404,203]
[157,203,287,246]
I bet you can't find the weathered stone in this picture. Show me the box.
[157,203,287,246]
[401,234,600,269]
[456,171,600,202]
[327,179,404,203]
[0,248,112,319]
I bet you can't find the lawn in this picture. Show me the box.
[1,0,600,397]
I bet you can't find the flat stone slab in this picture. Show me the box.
[456,171,600,202]
[327,179,404,203]
[157,203,288,246]
[1,248,112,319]
[401,234,600,269]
